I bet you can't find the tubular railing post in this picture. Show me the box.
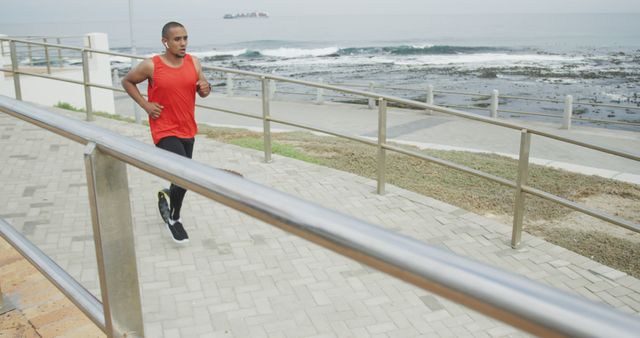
[426,84,434,115]
[562,94,573,130]
[112,69,119,88]
[511,129,531,249]
[261,77,272,163]
[368,82,375,109]
[269,79,276,100]
[43,38,51,75]
[27,43,33,66]
[81,49,94,121]
[129,58,142,124]
[490,89,499,118]
[56,38,63,67]
[377,98,388,195]
[0,280,14,315]
[9,41,22,101]
[226,73,234,96]
[316,77,324,104]
[84,142,144,338]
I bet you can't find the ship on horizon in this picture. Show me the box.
[223,12,269,19]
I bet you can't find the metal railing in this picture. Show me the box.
[0,35,88,74]
[0,217,105,331]
[209,79,640,128]
[2,96,640,337]
[1,37,639,250]
[196,66,640,248]
[312,82,640,128]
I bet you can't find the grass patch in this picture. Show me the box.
[54,101,84,112]
[229,137,322,164]
[529,226,640,278]
[54,101,145,125]
[92,111,140,124]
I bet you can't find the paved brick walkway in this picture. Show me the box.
[1,109,639,337]
[0,236,104,337]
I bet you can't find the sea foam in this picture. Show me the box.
[260,47,339,58]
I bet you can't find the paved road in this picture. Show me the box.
[1,107,639,337]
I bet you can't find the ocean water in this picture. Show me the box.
[3,14,640,129]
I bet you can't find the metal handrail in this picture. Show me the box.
[8,35,86,39]
[330,83,640,112]
[207,67,640,128]
[0,38,145,59]
[215,85,640,126]
[0,217,105,331]
[2,95,640,338]
[441,105,640,127]
[219,84,640,116]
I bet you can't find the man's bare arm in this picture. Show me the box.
[121,59,164,119]
[193,57,211,98]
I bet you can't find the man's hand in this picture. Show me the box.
[143,102,164,119]
[196,80,211,97]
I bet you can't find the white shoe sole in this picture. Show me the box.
[165,223,189,244]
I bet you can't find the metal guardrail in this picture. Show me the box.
[320,82,640,127]
[0,218,105,331]
[1,37,639,250]
[3,95,640,337]
[212,70,640,128]
[1,36,90,74]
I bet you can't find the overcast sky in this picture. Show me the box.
[2,0,640,23]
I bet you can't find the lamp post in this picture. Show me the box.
[128,0,142,124]
[128,0,136,56]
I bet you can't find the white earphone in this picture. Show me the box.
[163,42,168,48]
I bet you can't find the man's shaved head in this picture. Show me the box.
[162,21,184,38]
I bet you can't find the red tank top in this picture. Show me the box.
[148,54,198,144]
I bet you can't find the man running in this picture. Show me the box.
[122,21,211,243]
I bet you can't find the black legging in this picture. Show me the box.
[156,136,195,221]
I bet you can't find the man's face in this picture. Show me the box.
[163,26,188,58]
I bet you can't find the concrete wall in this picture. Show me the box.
[85,33,116,114]
[0,33,115,114]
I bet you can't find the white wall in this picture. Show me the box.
[85,33,115,114]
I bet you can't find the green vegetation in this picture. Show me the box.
[229,137,322,164]
[530,227,640,278]
[54,101,143,124]
[92,111,140,124]
[54,101,84,112]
